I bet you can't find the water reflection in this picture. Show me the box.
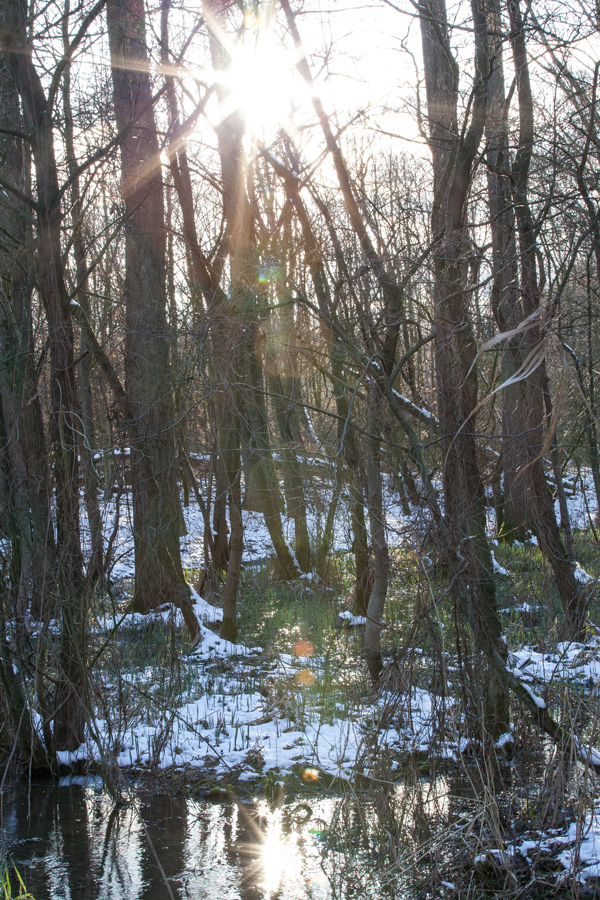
[0,779,334,900]
[0,774,458,900]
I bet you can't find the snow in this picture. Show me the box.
[495,731,514,749]
[474,848,512,866]
[491,551,509,577]
[508,640,600,688]
[80,461,598,591]
[55,630,403,779]
[84,595,226,638]
[41,468,600,816]
[337,611,366,626]
[471,807,600,887]
[189,588,223,624]
[188,621,257,660]
[574,563,593,584]
[556,808,600,883]
[520,682,546,709]
[575,741,600,768]
[499,601,538,614]
[562,469,599,530]
[390,387,438,424]
[87,469,422,585]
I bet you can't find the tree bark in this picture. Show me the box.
[506,0,585,638]
[1,0,88,751]
[107,0,199,640]
[419,0,509,737]
[0,49,56,624]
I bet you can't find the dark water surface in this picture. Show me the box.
[0,772,458,899]
[0,777,345,900]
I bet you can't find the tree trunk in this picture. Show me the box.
[263,152,372,603]
[107,0,199,640]
[212,396,232,571]
[206,5,298,586]
[364,386,390,683]
[506,0,585,638]
[0,49,56,624]
[419,0,509,738]
[62,4,103,582]
[484,0,529,541]
[220,410,243,643]
[1,0,88,750]
[160,1,231,580]
[266,232,311,574]
[269,370,312,573]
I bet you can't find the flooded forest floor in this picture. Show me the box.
[3,491,600,898]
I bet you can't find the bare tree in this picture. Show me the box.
[106,0,200,639]
[0,50,56,625]
[501,0,585,638]
[418,0,509,735]
[0,47,51,766]
[62,0,104,582]
[205,0,299,606]
[0,0,102,750]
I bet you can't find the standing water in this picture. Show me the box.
[1,775,445,899]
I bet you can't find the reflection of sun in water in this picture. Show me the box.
[259,808,313,895]
[261,818,290,893]
[230,798,332,897]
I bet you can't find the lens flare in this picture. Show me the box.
[293,639,314,658]
[294,668,316,687]
[302,768,320,783]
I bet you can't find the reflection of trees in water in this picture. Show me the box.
[7,785,355,900]
[226,799,268,900]
[135,794,188,900]
[55,784,93,896]
[4,784,189,900]
[5,782,58,899]
[359,759,556,897]
[315,778,456,899]
[4,782,94,899]
[99,802,134,897]
[4,752,564,900]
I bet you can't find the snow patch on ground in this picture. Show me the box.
[52,603,403,781]
[516,806,600,886]
[509,639,600,687]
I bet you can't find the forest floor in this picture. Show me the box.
[14,469,600,896]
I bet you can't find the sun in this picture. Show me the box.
[216,14,300,139]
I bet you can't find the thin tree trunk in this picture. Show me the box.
[62,3,103,582]
[220,402,242,643]
[506,0,584,638]
[269,371,312,573]
[212,397,231,571]
[419,0,509,738]
[364,386,390,682]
